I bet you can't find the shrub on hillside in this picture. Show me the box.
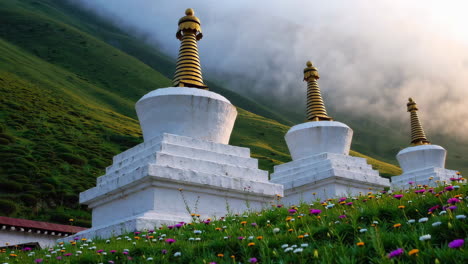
[58,153,87,166]
[0,199,17,216]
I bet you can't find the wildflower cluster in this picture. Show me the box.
[0,180,466,263]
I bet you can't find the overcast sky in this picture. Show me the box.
[72,0,468,140]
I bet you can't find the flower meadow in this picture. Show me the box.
[1,180,467,263]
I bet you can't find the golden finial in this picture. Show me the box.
[407,98,430,145]
[173,8,208,89]
[303,61,332,121]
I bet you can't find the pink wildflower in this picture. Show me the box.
[448,239,464,248]
[388,248,404,258]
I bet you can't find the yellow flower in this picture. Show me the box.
[409,249,419,256]
[248,242,255,247]
[231,255,236,259]
[286,216,293,222]
[217,253,224,257]
[256,236,263,240]
[9,254,17,257]
[393,223,402,228]
[134,236,140,240]
[356,242,365,246]
[69,219,74,222]
[81,238,87,241]
[240,221,247,225]
[312,192,316,195]
[398,205,405,209]
[298,235,304,239]
[215,227,222,231]
[288,228,294,232]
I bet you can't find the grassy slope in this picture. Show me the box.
[1,184,466,263]
[0,0,400,225]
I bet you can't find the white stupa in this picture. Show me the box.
[391,98,458,189]
[270,62,390,204]
[65,9,283,240]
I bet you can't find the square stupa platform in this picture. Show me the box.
[68,133,282,239]
[271,152,390,204]
[391,167,458,189]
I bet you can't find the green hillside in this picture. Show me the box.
[0,0,400,226]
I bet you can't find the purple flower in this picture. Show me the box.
[339,215,347,219]
[64,253,72,256]
[339,197,347,202]
[23,247,32,251]
[249,257,258,263]
[346,202,353,206]
[445,186,454,191]
[97,249,104,253]
[165,238,176,244]
[34,259,43,263]
[388,248,404,258]
[310,209,322,215]
[74,236,80,240]
[148,230,154,233]
[161,249,167,254]
[134,231,141,235]
[109,261,115,264]
[393,194,404,200]
[251,223,258,227]
[448,198,460,205]
[56,256,62,260]
[238,236,244,240]
[175,223,183,228]
[428,205,440,212]
[288,209,297,214]
[414,189,425,194]
[448,206,457,211]
[408,181,415,185]
[448,239,464,248]
[209,262,217,264]
[110,250,117,253]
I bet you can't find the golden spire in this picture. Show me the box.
[173,8,208,89]
[407,98,430,145]
[303,61,332,121]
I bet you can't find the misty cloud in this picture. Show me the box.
[71,0,468,140]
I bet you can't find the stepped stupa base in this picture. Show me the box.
[271,152,390,205]
[391,167,458,189]
[393,144,457,189]
[60,133,282,240]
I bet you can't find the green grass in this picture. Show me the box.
[0,0,402,226]
[1,182,466,263]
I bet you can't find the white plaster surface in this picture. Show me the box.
[392,144,456,189]
[0,230,58,248]
[391,167,458,189]
[397,145,447,173]
[135,87,237,144]
[271,152,390,204]
[62,133,283,240]
[285,121,353,160]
